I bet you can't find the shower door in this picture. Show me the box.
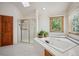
[21,20,30,43]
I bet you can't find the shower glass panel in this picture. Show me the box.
[20,20,30,43]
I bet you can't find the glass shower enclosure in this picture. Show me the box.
[19,20,30,43]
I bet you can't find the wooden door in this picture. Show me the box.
[0,16,2,46]
[2,16,13,46]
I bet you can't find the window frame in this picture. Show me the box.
[50,16,64,32]
[70,12,79,35]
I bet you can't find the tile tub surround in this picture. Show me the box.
[34,37,79,56]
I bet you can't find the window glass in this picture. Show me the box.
[72,13,79,32]
[50,16,64,32]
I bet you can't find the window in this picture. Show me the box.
[50,16,64,32]
[72,13,79,32]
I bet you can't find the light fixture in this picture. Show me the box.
[42,8,46,10]
[22,2,30,7]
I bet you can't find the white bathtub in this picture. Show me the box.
[43,37,78,53]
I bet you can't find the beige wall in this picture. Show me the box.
[36,2,79,36]
[37,10,68,36]
[36,3,79,36]
[0,3,23,44]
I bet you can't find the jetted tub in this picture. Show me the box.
[40,37,78,53]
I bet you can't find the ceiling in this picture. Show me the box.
[12,2,72,18]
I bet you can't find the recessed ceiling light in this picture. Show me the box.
[22,2,30,7]
[42,8,46,10]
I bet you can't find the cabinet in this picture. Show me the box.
[44,49,55,56]
[0,15,13,46]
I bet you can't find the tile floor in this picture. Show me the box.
[0,43,44,56]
